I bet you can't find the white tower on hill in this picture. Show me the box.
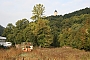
[54,10,58,16]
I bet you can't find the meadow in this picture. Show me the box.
[0,47,90,60]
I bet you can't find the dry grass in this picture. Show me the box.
[0,47,90,60]
[0,48,22,60]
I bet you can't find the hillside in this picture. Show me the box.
[46,7,90,50]
[2,7,90,51]
[46,7,90,20]
[63,7,90,18]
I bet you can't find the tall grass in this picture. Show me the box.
[0,47,90,60]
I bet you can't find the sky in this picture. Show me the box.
[0,0,90,27]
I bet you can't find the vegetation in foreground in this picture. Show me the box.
[0,47,90,60]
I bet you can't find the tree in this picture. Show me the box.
[23,22,36,45]
[2,19,29,44]
[14,18,29,44]
[23,19,53,47]
[36,19,53,47]
[2,23,14,37]
[2,23,15,44]
[15,18,29,30]
[31,4,45,20]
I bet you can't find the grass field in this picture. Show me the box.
[0,47,90,60]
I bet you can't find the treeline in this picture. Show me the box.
[47,7,90,50]
[0,25,4,36]
[63,7,90,19]
[2,4,53,48]
[2,4,90,50]
[48,14,90,51]
[2,18,53,47]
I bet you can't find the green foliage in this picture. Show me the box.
[31,4,45,20]
[16,18,29,30]
[23,22,36,45]
[36,19,53,47]
[2,23,14,37]
[2,19,29,44]
[2,4,53,48]
[2,5,90,51]
[63,7,90,19]
[0,25,4,36]
[46,7,90,49]
[57,14,90,50]
[24,19,53,47]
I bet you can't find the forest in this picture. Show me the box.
[1,4,90,51]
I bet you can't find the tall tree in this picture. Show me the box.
[24,19,53,47]
[36,19,53,47]
[23,22,36,45]
[31,4,45,20]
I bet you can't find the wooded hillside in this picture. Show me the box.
[47,7,90,50]
[2,4,90,51]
